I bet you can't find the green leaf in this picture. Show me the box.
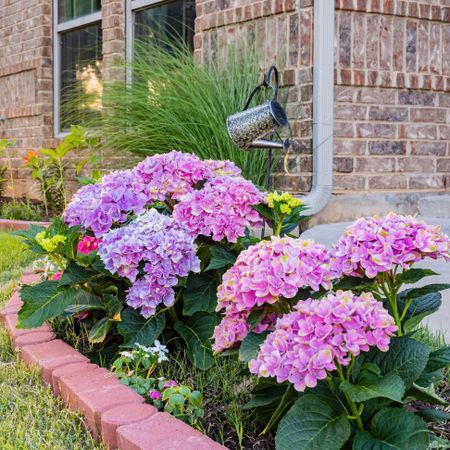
[401,293,442,332]
[182,274,218,316]
[425,346,450,372]
[396,268,438,284]
[63,289,104,313]
[275,395,350,450]
[353,408,429,450]
[205,246,236,271]
[243,382,289,410]
[117,308,165,347]
[103,287,122,321]
[174,312,220,370]
[398,284,450,301]
[18,281,79,328]
[88,317,113,344]
[415,408,450,423]
[239,332,268,363]
[404,383,448,406]
[59,261,100,286]
[366,336,431,388]
[340,374,405,403]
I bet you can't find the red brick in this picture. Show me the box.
[21,273,41,284]
[4,314,51,337]
[21,339,89,383]
[51,362,98,396]
[101,403,158,449]
[369,175,408,190]
[59,368,119,406]
[117,412,227,450]
[62,374,144,436]
[13,331,55,349]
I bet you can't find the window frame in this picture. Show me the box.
[53,2,102,137]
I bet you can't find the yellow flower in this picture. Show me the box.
[267,191,303,213]
[280,204,292,214]
[36,232,67,253]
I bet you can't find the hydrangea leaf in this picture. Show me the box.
[416,408,450,423]
[396,268,438,284]
[205,246,236,271]
[366,336,431,388]
[353,408,429,450]
[275,395,351,450]
[424,346,450,372]
[174,312,219,369]
[404,383,448,406]
[339,374,405,403]
[182,274,218,316]
[118,308,165,348]
[88,317,113,344]
[399,292,442,332]
[239,332,269,363]
[59,261,101,286]
[19,281,80,328]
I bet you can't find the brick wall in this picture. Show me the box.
[333,0,450,197]
[0,0,55,199]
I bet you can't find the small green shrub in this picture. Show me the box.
[0,200,43,222]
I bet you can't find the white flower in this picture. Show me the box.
[119,351,135,360]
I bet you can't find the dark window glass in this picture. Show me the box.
[58,0,101,23]
[60,22,102,131]
[134,0,196,49]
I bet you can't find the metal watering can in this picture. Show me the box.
[227,66,290,150]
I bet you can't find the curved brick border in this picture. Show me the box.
[0,219,50,231]
[0,272,227,450]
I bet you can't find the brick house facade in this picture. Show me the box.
[0,0,449,222]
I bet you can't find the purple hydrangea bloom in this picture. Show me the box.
[249,291,397,392]
[173,176,265,242]
[98,209,200,317]
[64,169,148,237]
[333,212,450,278]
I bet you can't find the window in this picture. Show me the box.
[54,0,102,135]
[126,0,196,62]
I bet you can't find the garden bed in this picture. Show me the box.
[0,273,225,450]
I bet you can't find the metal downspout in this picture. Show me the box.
[302,1,335,215]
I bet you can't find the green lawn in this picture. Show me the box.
[0,232,104,450]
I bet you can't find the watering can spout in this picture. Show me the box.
[249,139,290,149]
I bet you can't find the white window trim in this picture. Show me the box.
[52,3,102,137]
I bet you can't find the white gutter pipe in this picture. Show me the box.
[302,1,335,215]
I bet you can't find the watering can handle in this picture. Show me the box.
[242,65,279,111]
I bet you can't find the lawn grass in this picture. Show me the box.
[0,232,104,450]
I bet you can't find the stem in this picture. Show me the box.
[382,273,403,336]
[335,363,364,431]
[274,213,284,236]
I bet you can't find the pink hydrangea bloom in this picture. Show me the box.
[333,212,450,278]
[77,236,101,255]
[212,313,250,352]
[173,176,265,242]
[134,151,212,202]
[217,237,342,316]
[249,291,397,392]
[204,159,242,178]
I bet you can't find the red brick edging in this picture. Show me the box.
[0,272,227,450]
[0,219,51,231]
